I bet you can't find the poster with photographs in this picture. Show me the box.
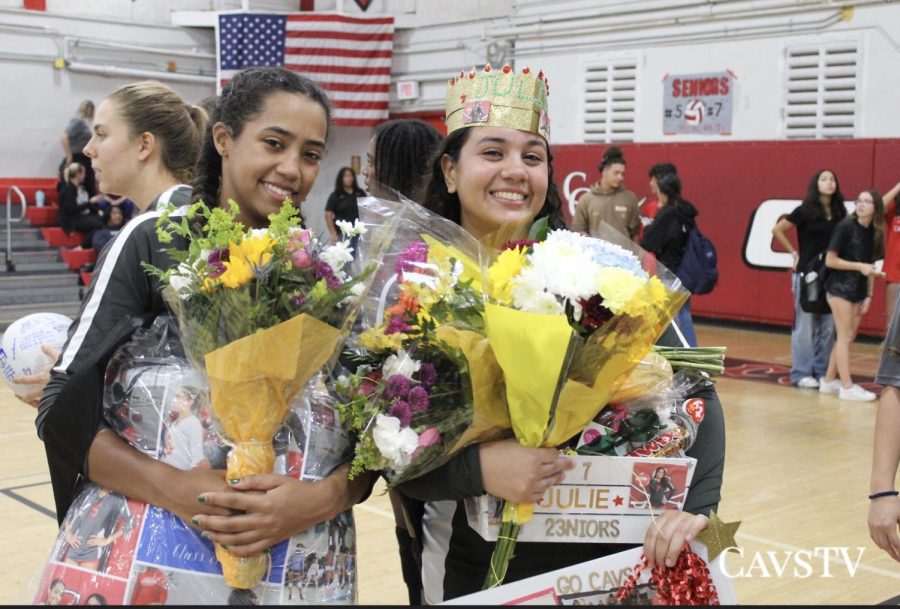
[443,542,737,606]
[466,455,696,544]
[29,319,359,605]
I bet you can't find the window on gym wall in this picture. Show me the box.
[582,59,638,143]
[783,42,859,139]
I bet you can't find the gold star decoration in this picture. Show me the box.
[696,511,741,562]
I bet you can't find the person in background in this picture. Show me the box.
[362,118,443,203]
[868,296,900,562]
[818,190,886,401]
[359,116,444,606]
[58,162,104,248]
[90,192,135,222]
[771,169,846,389]
[61,100,97,197]
[640,172,699,346]
[570,145,640,241]
[324,167,365,242]
[878,180,900,329]
[639,162,677,238]
[90,205,128,253]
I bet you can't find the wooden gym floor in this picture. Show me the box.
[1,320,899,605]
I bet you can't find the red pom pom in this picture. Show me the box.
[502,64,512,73]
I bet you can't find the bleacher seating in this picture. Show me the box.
[61,248,97,271]
[41,227,84,248]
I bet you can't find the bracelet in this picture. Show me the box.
[868,490,899,500]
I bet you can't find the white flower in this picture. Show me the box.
[168,263,194,298]
[382,349,421,379]
[319,241,354,277]
[372,414,419,471]
[336,219,368,238]
[510,267,564,315]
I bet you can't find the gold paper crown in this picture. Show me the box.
[445,64,550,142]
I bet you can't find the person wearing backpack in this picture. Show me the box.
[772,169,847,389]
[641,172,700,346]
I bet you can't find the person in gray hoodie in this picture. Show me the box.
[570,146,640,241]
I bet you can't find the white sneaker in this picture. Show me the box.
[838,384,877,402]
[818,378,843,394]
[797,376,820,389]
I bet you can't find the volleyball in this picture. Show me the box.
[684,99,705,125]
[0,313,72,397]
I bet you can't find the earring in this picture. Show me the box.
[446,182,456,194]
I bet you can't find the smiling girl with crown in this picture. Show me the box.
[391,64,727,603]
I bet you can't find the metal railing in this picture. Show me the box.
[4,185,27,272]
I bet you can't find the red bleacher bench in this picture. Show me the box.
[61,248,97,271]
[80,270,93,286]
[41,227,84,248]
[25,205,59,227]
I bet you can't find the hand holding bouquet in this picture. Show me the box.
[481,221,688,588]
[147,199,394,588]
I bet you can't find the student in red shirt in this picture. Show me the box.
[879,179,900,329]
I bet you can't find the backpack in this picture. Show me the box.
[675,225,719,295]
[798,251,831,314]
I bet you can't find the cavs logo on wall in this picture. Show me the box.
[463,100,491,125]
[354,0,373,11]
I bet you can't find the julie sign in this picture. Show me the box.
[663,70,735,135]
[465,455,697,544]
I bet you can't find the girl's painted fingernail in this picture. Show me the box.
[191,518,200,526]
[201,531,209,540]
[221,544,229,550]
[228,478,241,485]
[198,495,207,503]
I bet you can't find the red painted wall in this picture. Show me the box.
[552,139,900,337]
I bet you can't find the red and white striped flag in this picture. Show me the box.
[217,13,394,127]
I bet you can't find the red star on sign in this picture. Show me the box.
[613,495,624,506]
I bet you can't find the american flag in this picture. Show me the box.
[217,12,394,127]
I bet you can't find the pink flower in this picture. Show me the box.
[290,248,313,269]
[417,427,441,448]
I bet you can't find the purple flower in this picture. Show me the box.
[388,400,412,427]
[385,314,412,335]
[416,363,437,388]
[206,248,229,279]
[290,293,306,307]
[314,259,341,289]
[395,241,428,282]
[407,386,430,413]
[384,374,411,400]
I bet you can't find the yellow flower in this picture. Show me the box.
[358,327,405,351]
[218,234,275,289]
[595,267,643,313]
[487,247,527,303]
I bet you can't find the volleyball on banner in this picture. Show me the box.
[662,70,735,135]
[0,312,70,397]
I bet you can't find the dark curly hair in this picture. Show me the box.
[423,127,565,231]
[192,67,332,207]
[598,145,626,172]
[371,119,443,202]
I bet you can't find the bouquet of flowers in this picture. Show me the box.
[29,316,361,605]
[146,199,397,589]
[335,197,509,486]
[481,220,689,588]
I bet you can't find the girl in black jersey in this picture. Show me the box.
[40,70,374,557]
[819,190,887,401]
